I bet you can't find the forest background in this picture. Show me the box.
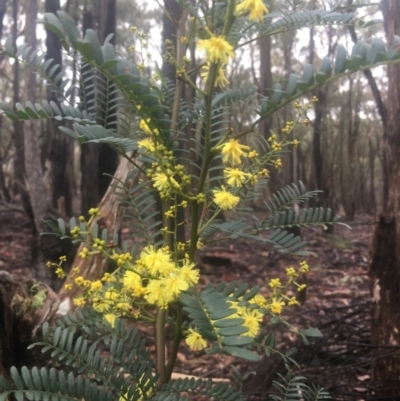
[1,0,400,400]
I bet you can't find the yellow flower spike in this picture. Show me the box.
[224,167,249,187]
[236,0,269,22]
[185,328,207,351]
[221,139,250,165]
[197,36,234,64]
[269,298,285,314]
[213,187,240,210]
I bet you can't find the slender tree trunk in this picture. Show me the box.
[45,0,75,217]
[80,0,119,213]
[369,1,400,397]
[23,0,52,283]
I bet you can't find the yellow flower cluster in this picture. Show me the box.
[264,261,311,314]
[71,245,201,324]
[236,0,269,21]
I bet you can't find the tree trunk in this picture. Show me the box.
[58,155,140,314]
[369,1,400,397]
[80,0,119,214]
[24,0,52,283]
[45,0,75,217]
[0,271,59,375]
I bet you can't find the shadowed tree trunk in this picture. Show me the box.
[369,1,400,397]
[80,0,119,214]
[45,0,75,217]
[24,0,52,283]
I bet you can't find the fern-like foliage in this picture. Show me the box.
[270,374,331,401]
[0,307,247,401]
[181,281,267,362]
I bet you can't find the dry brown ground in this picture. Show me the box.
[0,208,377,400]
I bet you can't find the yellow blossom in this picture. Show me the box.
[152,171,179,192]
[269,298,285,314]
[268,278,282,290]
[288,297,299,306]
[79,247,90,259]
[197,36,234,64]
[299,261,309,273]
[224,167,249,187]
[90,280,103,292]
[185,328,207,351]
[64,284,72,291]
[178,260,200,286]
[93,298,110,313]
[164,275,189,298]
[145,280,173,307]
[73,297,86,307]
[248,150,259,159]
[213,187,240,210]
[297,284,307,292]
[138,138,155,152]
[252,293,268,308]
[104,313,117,327]
[236,0,269,21]
[140,119,159,136]
[139,246,173,276]
[201,63,229,88]
[242,310,262,337]
[286,267,298,278]
[123,271,142,292]
[89,208,100,216]
[55,267,66,279]
[221,139,250,165]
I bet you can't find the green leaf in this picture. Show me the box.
[334,44,347,74]
[301,328,323,338]
[223,346,260,361]
[221,336,254,346]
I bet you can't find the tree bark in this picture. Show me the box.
[58,154,140,314]
[369,1,400,397]
[80,0,119,214]
[0,271,59,375]
[24,0,52,283]
[45,0,75,217]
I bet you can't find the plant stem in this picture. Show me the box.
[165,303,183,381]
[155,307,167,386]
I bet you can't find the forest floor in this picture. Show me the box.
[0,207,375,401]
